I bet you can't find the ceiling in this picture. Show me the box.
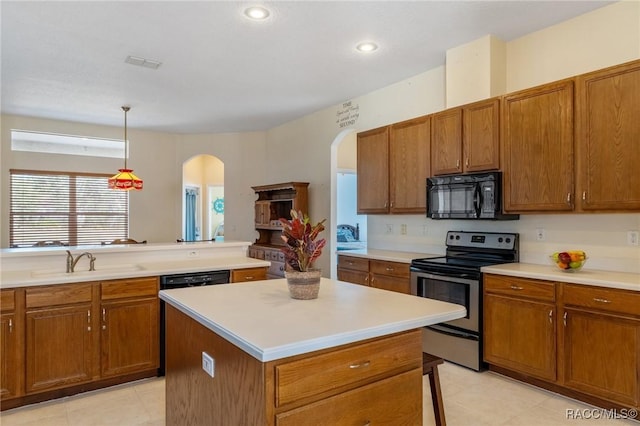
[1,1,614,134]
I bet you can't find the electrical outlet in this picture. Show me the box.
[385,224,394,234]
[536,228,545,241]
[202,352,215,377]
[188,250,199,257]
[400,224,407,235]
[628,230,639,246]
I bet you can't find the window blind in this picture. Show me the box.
[10,169,128,247]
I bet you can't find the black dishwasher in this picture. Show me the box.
[159,270,230,375]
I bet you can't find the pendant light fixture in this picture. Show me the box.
[108,106,143,191]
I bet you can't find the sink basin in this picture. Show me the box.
[31,264,145,279]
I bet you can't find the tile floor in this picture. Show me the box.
[2,362,639,426]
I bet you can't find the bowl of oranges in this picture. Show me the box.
[550,250,587,272]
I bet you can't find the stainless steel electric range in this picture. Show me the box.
[410,231,519,371]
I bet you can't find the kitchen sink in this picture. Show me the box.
[31,263,145,278]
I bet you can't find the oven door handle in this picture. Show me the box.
[411,270,478,284]
[427,324,479,341]
[473,184,482,218]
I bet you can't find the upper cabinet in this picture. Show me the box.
[357,126,389,214]
[576,60,640,212]
[357,116,431,214]
[502,80,575,212]
[431,98,500,176]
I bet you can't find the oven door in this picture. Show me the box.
[410,269,480,333]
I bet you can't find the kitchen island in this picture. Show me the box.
[160,278,466,425]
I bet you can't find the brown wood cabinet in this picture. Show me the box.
[1,289,23,401]
[25,283,96,393]
[389,116,431,213]
[431,98,500,176]
[337,255,410,294]
[502,80,575,212]
[484,274,640,411]
[357,126,390,214]
[484,275,557,381]
[357,117,430,214]
[165,303,423,426]
[231,267,268,283]
[100,277,159,378]
[562,284,640,407]
[576,59,640,212]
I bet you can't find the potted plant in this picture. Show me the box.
[279,209,326,299]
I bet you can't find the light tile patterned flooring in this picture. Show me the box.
[2,362,639,426]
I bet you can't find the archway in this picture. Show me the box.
[182,154,225,241]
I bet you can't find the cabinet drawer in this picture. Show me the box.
[337,268,369,286]
[26,283,93,308]
[484,275,556,302]
[276,368,422,426]
[563,284,640,317]
[232,267,267,283]
[337,255,368,272]
[1,289,15,311]
[275,330,421,407]
[369,260,409,278]
[101,277,158,300]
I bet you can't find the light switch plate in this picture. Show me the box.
[202,352,215,377]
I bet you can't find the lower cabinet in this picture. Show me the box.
[484,275,556,381]
[3,278,160,408]
[25,283,95,394]
[100,278,159,378]
[337,255,411,294]
[1,289,23,400]
[484,274,640,410]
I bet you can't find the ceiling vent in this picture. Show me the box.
[125,55,162,70]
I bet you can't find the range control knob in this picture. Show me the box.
[506,238,511,244]
[498,237,503,243]
[455,235,460,240]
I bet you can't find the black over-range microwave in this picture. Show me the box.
[427,171,519,220]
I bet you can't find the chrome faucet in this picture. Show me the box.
[66,250,96,273]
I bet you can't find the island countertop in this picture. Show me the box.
[159,278,466,362]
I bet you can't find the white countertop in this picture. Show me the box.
[482,263,640,292]
[337,248,440,263]
[159,278,466,362]
[0,256,270,288]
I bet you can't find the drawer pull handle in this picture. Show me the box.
[245,276,254,280]
[87,310,92,332]
[348,262,354,265]
[349,361,370,369]
[363,422,371,426]
[385,267,394,272]
[510,285,524,291]
[593,298,611,304]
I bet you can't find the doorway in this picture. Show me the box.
[182,155,224,241]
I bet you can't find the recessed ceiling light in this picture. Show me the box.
[244,6,270,20]
[356,42,379,53]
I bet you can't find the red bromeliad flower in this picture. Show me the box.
[279,210,326,272]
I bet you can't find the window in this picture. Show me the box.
[11,130,125,158]
[10,170,128,247]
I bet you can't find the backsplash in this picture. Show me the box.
[367,213,640,274]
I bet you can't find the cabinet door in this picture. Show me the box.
[357,126,389,213]
[0,312,19,400]
[26,304,94,393]
[562,308,639,407]
[431,108,463,175]
[255,201,272,227]
[389,116,430,213]
[576,60,640,211]
[370,274,410,294]
[337,268,369,286]
[484,294,556,381]
[463,98,500,172]
[101,297,159,378]
[502,80,574,212]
